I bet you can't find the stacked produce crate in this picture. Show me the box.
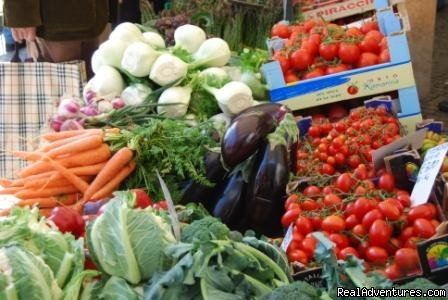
[263,0,421,134]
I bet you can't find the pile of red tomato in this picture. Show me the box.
[271,19,390,83]
[282,169,440,280]
[296,105,401,177]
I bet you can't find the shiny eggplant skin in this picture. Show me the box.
[221,111,277,168]
[245,142,289,237]
[212,171,246,230]
[180,151,228,210]
[233,103,288,123]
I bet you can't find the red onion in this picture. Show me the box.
[80,105,99,116]
[85,90,97,104]
[60,119,84,131]
[50,115,66,132]
[111,97,126,109]
[58,98,80,118]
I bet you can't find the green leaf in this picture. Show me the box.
[100,277,141,300]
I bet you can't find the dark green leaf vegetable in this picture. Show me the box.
[180,216,230,243]
[261,281,321,300]
[87,192,176,284]
[0,245,62,300]
[175,203,210,224]
[0,207,84,289]
[99,276,143,300]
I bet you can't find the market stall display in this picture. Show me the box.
[1,0,448,298]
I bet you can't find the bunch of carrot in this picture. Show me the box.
[0,128,136,216]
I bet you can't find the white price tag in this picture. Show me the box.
[281,224,294,252]
[410,143,448,207]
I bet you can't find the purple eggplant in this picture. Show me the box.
[221,111,277,168]
[233,103,289,123]
[180,151,228,210]
[245,141,289,237]
[212,171,246,230]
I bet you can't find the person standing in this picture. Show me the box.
[3,0,112,76]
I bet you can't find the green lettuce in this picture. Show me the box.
[99,277,142,300]
[0,245,62,300]
[0,207,84,288]
[87,192,176,284]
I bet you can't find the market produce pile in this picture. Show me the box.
[269,19,390,83]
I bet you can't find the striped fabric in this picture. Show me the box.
[0,60,86,178]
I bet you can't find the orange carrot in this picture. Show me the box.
[25,175,91,189]
[0,209,11,217]
[0,178,12,187]
[41,129,103,142]
[47,135,104,158]
[44,156,90,192]
[18,144,112,178]
[83,147,134,200]
[14,186,79,199]
[39,132,103,152]
[0,187,23,195]
[91,161,136,201]
[17,193,79,208]
[11,151,42,161]
[9,179,25,187]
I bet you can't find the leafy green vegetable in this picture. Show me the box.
[261,281,321,300]
[105,119,219,201]
[188,89,221,121]
[87,192,176,284]
[62,270,100,300]
[232,48,270,73]
[0,207,84,289]
[181,216,230,243]
[175,203,210,224]
[100,277,142,300]
[0,245,63,300]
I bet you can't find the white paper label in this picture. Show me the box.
[281,224,294,252]
[410,143,448,207]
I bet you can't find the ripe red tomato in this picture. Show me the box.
[403,237,421,249]
[301,236,317,257]
[328,104,348,121]
[379,37,388,51]
[400,226,415,242]
[353,164,368,180]
[394,248,420,274]
[397,193,411,208]
[335,173,353,193]
[295,216,313,235]
[326,63,349,75]
[365,246,388,263]
[301,199,320,211]
[301,38,319,57]
[378,201,400,221]
[153,200,168,210]
[362,209,384,229]
[353,197,375,219]
[431,219,441,230]
[338,247,359,260]
[383,198,404,213]
[323,193,343,208]
[365,30,384,43]
[369,219,392,247]
[303,185,321,196]
[329,233,349,249]
[319,42,340,60]
[339,42,361,65]
[309,33,322,46]
[345,214,359,229]
[285,71,299,83]
[385,237,401,255]
[132,189,153,208]
[309,215,322,229]
[290,49,313,71]
[378,173,395,192]
[361,21,379,34]
[322,215,345,233]
[360,36,380,53]
[303,67,326,80]
[308,125,321,137]
[413,218,436,238]
[357,52,379,68]
[281,207,301,228]
[346,27,364,37]
[320,163,335,175]
[347,154,361,168]
[290,25,306,34]
[271,23,290,38]
[288,249,309,264]
[303,20,317,32]
[384,263,402,280]
[284,194,299,210]
[407,204,436,222]
[379,49,390,63]
[49,207,85,238]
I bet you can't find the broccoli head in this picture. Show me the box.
[261,281,320,300]
[181,216,230,243]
